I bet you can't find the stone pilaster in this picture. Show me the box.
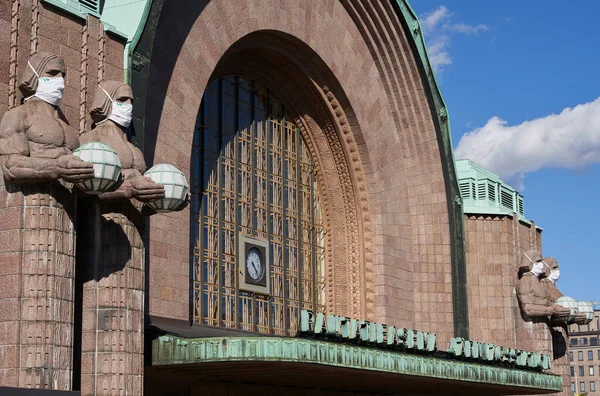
[0,181,76,389]
[79,201,144,396]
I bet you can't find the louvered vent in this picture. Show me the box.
[487,183,496,202]
[79,0,99,14]
[459,182,471,199]
[500,190,513,210]
[518,197,524,215]
[477,183,486,200]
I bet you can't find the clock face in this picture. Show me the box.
[246,247,263,281]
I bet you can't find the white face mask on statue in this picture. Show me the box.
[530,262,545,277]
[99,86,133,128]
[26,61,64,106]
[548,269,560,283]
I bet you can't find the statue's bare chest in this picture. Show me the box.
[98,135,135,170]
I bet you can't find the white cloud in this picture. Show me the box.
[446,23,488,35]
[421,5,452,34]
[419,6,489,73]
[454,97,600,190]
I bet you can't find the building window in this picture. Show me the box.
[570,338,578,346]
[570,351,574,361]
[580,382,586,392]
[590,350,595,360]
[192,77,326,334]
[592,381,596,392]
[581,337,589,345]
[571,382,575,392]
[580,351,584,361]
[591,366,595,376]
[580,366,585,376]
[595,316,599,331]
[570,366,575,376]
[592,337,599,346]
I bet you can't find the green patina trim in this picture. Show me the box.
[152,336,562,392]
[41,0,88,20]
[394,0,469,339]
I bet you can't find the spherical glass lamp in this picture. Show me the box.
[577,301,594,324]
[72,142,122,194]
[143,164,188,212]
[555,296,579,323]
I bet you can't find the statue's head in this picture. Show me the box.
[19,52,66,98]
[542,257,560,283]
[519,249,542,275]
[90,80,134,127]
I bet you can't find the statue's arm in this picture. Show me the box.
[547,286,563,303]
[516,276,554,317]
[97,143,163,202]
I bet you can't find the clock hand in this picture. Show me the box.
[252,262,258,275]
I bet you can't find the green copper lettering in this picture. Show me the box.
[471,342,480,359]
[426,333,437,352]
[406,330,415,349]
[348,319,359,340]
[387,325,396,346]
[359,321,369,341]
[464,340,472,358]
[314,313,326,335]
[368,322,377,343]
[339,316,349,339]
[397,328,407,347]
[300,310,314,334]
[326,314,338,336]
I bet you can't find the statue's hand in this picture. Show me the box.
[129,176,165,202]
[550,304,571,323]
[57,155,94,183]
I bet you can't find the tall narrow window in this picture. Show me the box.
[192,77,326,335]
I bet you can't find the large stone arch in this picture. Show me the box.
[135,0,465,344]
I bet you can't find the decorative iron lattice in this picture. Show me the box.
[192,77,326,335]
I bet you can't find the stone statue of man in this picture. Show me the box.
[82,81,164,202]
[82,79,164,202]
[0,52,93,183]
[515,250,570,322]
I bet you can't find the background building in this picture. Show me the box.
[568,309,600,395]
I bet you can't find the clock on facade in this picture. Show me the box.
[238,235,270,293]
[246,247,264,283]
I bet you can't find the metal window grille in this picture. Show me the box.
[191,77,326,335]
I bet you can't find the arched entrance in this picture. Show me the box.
[190,32,375,326]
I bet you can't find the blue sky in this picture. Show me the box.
[411,1,600,304]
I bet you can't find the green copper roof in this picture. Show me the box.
[152,336,562,393]
[456,159,530,222]
[41,0,151,81]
